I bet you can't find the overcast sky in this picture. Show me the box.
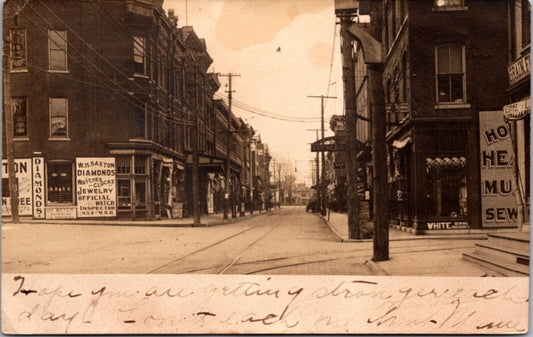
[163,0,344,185]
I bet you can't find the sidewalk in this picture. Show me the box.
[322,210,492,242]
[2,208,277,227]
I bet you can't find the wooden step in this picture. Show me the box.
[463,252,529,276]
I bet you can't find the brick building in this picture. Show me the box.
[2,0,262,220]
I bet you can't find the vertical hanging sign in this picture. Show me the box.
[76,158,116,217]
[32,157,45,218]
[479,111,518,227]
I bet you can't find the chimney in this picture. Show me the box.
[168,9,178,27]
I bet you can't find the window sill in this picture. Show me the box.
[434,103,471,110]
[11,69,28,73]
[432,6,468,12]
[48,137,71,141]
[13,137,30,142]
[133,74,149,79]
[48,70,69,74]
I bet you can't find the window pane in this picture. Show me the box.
[10,29,27,70]
[450,74,464,102]
[133,36,145,74]
[116,156,131,174]
[134,157,146,174]
[449,45,462,73]
[47,162,73,203]
[49,31,67,70]
[50,98,67,137]
[135,178,146,209]
[118,179,131,209]
[12,97,27,137]
[437,46,449,73]
[437,75,451,102]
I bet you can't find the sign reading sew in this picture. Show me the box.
[76,158,116,217]
[479,111,518,227]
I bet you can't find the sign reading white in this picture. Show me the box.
[2,158,32,216]
[76,158,116,217]
[479,111,518,227]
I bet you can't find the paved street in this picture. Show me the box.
[2,206,498,276]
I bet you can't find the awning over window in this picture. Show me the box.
[503,98,530,121]
[425,156,466,172]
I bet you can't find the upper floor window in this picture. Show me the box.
[49,98,68,138]
[435,44,465,104]
[133,36,146,75]
[10,28,27,71]
[12,97,28,137]
[522,0,531,48]
[48,30,68,71]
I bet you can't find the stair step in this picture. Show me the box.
[474,243,530,266]
[463,252,529,276]
[487,233,530,254]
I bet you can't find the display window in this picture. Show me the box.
[425,156,467,217]
[46,161,74,204]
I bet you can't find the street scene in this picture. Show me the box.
[1,0,530,279]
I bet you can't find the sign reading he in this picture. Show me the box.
[479,111,518,227]
[2,158,32,216]
[76,158,116,217]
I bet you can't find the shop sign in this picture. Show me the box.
[479,111,518,227]
[2,158,32,216]
[503,98,530,121]
[426,221,469,230]
[508,52,530,86]
[46,207,76,219]
[32,157,45,218]
[76,158,116,217]
[311,143,346,152]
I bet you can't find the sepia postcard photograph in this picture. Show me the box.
[0,0,530,334]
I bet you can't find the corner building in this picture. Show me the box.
[2,0,227,220]
[379,0,510,232]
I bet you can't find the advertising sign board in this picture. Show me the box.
[2,158,32,216]
[479,111,518,228]
[76,158,116,217]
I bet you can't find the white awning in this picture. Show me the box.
[503,98,530,121]
[392,137,412,149]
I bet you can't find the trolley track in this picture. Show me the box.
[147,209,292,274]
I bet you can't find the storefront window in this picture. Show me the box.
[426,157,467,217]
[47,161,73,204]
[117,179,131,209]
[116,155,148,211]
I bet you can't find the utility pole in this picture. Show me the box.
[367,1,389,261]
[219,73,240,220]
[339,15,360,239]
[191,72,201,226]
[307,128,321,210]
[308,95,336,216]
[3,36,19,223]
